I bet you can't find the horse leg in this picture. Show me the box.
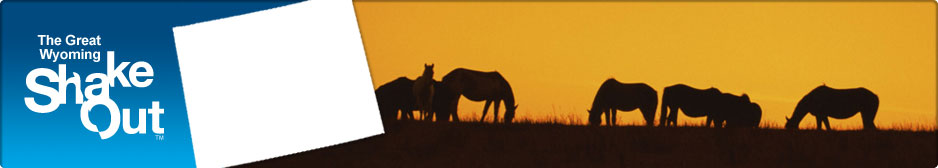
[425,108,432,120]
[415,102,423,120]
[610,108,617,126]
[668,107,679,127]
[423,96,432,120]
[659,105,669,127]
[408,109,415,120]
[422,108,429,120]
[394,108,408,120]
[816,117,823,130]
[861,109,878,130]
[493,100,501,123]
[418,108,425,120]
[399,109,407,120]
[418,108,424,120]
[420,100,429,120]
[604,110,611,126]
[706,116,712,127]
[401,109,409,120]
[451,98,461,122]
[481,100,492,122]
[821,117,831,131]
[427,97,433,121]
[642,108,655,127]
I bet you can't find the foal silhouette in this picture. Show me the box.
[440,68,518,123]
[587,78,658,126]
[374,77,417,123]
[785,85,879,130]
[413,64,435,120]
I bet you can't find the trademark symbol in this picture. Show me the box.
[155,135,164,141]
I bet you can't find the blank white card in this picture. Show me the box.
[173,1,384,167]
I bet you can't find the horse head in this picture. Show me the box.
[784,116,799,129]
[504,104,518,123]
[422,63,434,76]
[586,108,602,126]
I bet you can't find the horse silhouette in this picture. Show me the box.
[413,64,435,120]
[586,78,658,126]
[710,93,762,128]
[374,77,417,123]
[433,80,461,122]
[660,84,723,127]
[440,68,518,123]
[785,85,879,130]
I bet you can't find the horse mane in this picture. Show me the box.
[494,71,516,108]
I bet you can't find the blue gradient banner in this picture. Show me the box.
[1,1,299,167]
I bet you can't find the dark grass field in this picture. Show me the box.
[238,120,937,167]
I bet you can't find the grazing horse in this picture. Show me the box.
[710,93,762,128]
[413,64,435,120]
[374,77,417,122]
[785,85,879,130]
[586,78,658,126]
[660,84,723,127]
[440,68,518,123]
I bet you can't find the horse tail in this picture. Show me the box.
[863,89,879,130]
[749,103,762,128]
[867,89,879,114]
[643,86,656,126]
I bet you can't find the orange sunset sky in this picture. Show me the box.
[354,1,936,129]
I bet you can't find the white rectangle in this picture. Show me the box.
[173,1,384,167]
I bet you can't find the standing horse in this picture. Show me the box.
[413,64,435,120]
[440,68,518,123]
[586,78,658,126]
[659,84,724,127]
[374,77,417,122]
[785,85,879,130]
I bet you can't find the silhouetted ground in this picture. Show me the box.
[237,120,936,168]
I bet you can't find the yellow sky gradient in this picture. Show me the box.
[354,2,936,129]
